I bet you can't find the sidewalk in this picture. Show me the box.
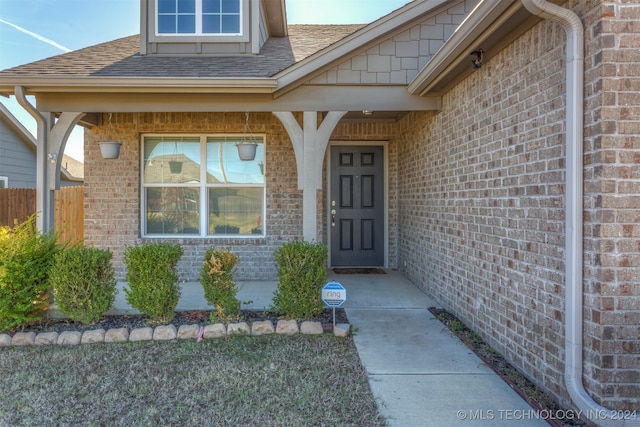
[108,271,547,426]
[337,270,547,426]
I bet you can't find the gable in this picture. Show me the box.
[305,0,478,86]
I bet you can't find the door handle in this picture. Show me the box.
[331,209,336,227]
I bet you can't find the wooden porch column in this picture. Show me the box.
[15,86,84,232]
[273,111,347,241]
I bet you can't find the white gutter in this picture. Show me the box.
[0,77,278,94]
[521,1,639,426]
[14,86,50,232]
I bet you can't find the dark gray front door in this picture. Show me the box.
[330,145,384,266]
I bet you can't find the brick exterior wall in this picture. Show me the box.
[582,0,640,410]
[84,112,302,281]
[396,0,639,411]
[84,112,400,280]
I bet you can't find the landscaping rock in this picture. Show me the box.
[35,332,59,345]
[0,334,12,347]
[251,320,274,336]
[177,324,199,340]
[227,322,250,335]
[58,331,82,345]
[129,327,153,342]
[12,332,36,346]
[81,329,105,344]
[153,325,177,341]
[105,328,129,343]
[333,323,351,338]
[203,323,226,339]
[300,321,323,335]
[276,320,299,335]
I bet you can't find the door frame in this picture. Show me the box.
[326,140,389,269]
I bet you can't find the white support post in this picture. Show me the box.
[273,111,346,241]
[14,86,84,232]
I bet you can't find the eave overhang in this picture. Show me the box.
[408,0,557,97]
[0,77,278,97]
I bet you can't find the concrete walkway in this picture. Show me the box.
[108,271,547,427]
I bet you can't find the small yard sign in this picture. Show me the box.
[322,282,347,308]
[322,281,347,327]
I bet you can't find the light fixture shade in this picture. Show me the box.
[99,141,122,159]
[236,142,258,161]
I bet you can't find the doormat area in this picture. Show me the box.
[332,268,386,274]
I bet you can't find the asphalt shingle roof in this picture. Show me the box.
[0,25,365,79]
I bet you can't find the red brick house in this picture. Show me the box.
[0,0,638,422]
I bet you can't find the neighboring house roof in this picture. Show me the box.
[0,25,364,79]
[0,104,83,182]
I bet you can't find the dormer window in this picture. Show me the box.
[157,0,241,35]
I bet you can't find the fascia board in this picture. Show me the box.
[408,0,521,96]
[0,77,278,95]
[274,0,452,93]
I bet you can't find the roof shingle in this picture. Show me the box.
[0,25,365,79]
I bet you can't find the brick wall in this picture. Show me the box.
[84,112,400,280]
[396,0,639,411]
[582,0,640,409]
[84,112,301,281]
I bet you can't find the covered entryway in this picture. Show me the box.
[329,145,384,267]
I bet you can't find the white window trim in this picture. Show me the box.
[0,177,7,188]
[140,134,266,239]
[155,0,243,36]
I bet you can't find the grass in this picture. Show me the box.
[0,335,384,427]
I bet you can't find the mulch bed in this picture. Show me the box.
[429,307,587,427]
[5,308,349,335]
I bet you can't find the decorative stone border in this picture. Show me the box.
[0,320,351,347]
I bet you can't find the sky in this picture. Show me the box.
[0,0,410,162]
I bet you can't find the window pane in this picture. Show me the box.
[221,15,240,33]
[177,14,196,33]
[158,15,176,33]
[202,0,220,13]
[177,0,195,13]
[221,0,240,13]
[146,187,200,235]
[208,187,263,235]
[158,0,177,13]
[144,137,201,184]
[202,15,220,33]
[206,137,264,184]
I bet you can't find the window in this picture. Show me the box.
[157,0,241,35]
[142,135,265,237]
[0,177,7,188]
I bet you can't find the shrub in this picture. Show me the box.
[200,247,240,322]
[272,240,327,319]
[50,246,117,324]
[123,243,183,323]
[0,215,60,331]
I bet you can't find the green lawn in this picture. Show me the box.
[0,335,384,426]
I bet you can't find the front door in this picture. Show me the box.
[330,145,384,267]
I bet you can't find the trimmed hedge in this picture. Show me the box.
[272,240,327,319]
[124,243,183,323]
[50,246,117,325]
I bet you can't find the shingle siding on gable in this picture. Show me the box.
[307,0,479,86]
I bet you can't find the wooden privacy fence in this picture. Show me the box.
[0,187,84,244]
